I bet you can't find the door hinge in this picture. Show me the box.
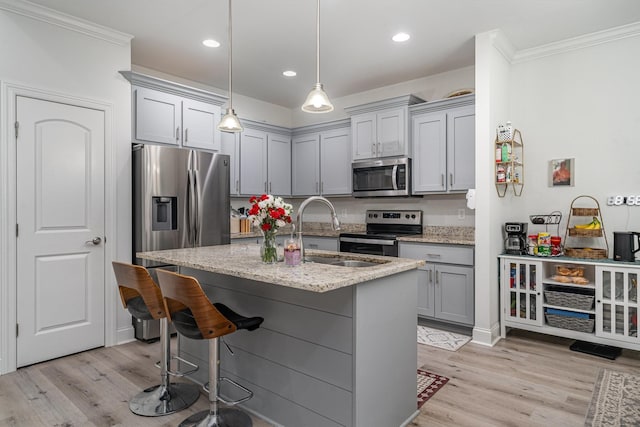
[14,121,19,139]
[16,223,18,237]
[16,324,19,337]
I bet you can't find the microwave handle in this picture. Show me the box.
[392,165,399,190]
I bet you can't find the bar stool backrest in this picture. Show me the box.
[156,269,237,340]
[112,261,167,320]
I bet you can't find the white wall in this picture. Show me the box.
[0,3,132,373]
[474,24,640,347]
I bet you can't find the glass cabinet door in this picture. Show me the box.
[504,259,542,326]
[596,266,639,343]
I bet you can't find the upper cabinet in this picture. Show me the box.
[291,120,351,197]
[411,95,475,194]
[345,95,424,161]
[239,121,291,197]
[121,71,227,152]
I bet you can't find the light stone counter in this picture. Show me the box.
[137,244,423,293]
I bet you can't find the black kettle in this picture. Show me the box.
[613,232,640,262]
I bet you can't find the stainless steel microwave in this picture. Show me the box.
[352,157,411,197]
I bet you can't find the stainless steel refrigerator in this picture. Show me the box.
[132,143,230,340]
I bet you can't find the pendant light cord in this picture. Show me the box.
[315,0,320,83]
[228,0,233,108]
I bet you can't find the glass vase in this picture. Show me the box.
[260,229,279,264]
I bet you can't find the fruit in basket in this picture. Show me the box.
[575,217,601,230]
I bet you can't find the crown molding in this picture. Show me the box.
[513,21,640,64]
[489,29,516,63]
[120,71,227,106]
[0,0,132,45]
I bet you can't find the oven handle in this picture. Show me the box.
[339,236,396,246]
[392,165,398,190]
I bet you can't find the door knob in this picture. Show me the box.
[85,237,102,245]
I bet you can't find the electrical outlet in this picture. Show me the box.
[457,209,465,220]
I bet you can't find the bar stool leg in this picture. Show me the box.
[129,318,201,416]
[178,338,252,427]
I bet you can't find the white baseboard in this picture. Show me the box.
[115,326,135,346]
[471,321,501,346]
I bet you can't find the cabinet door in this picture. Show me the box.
[134,87,181,145]
[447,106,475,191]
[351,112,376,160]
[417,266,435,318]
[596,267,640,344]
[377,108,406,157]
[320,128,352,195]
[292,134,320,196]
[412,112,447,193]
[435,264,474,325]
[220,132,239,195]
[502,259,543,327]
[239,128,267,196]
[302,236,338,252]
[182,98,221,151]
[267,133,291,196]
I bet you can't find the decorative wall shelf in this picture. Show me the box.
[495,129,524,197]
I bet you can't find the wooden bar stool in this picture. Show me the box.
[156,268,263,427]
[111,262,200,416]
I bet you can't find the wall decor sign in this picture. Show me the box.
[549,158,574,187]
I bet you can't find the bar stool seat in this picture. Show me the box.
[156,269,263,427]
[112,262,200,416]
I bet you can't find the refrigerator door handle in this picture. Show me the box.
[193,170,200,245]
[185,169,193,246]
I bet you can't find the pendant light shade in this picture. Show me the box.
[302,0,333,113]
[217,0,243,132]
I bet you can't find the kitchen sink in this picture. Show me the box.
[304,255,387,268]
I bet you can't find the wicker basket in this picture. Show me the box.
[544,290,594,310]
[572,207,599,216]
[564,247,607,259]
[545,313,595,333]
[568,228,603,237]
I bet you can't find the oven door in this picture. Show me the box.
[339,236,398,257]
[352,157,410,198]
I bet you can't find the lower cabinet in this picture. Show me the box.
[302,236,338,252]
[499,256,640,351]
[399,242,474,326]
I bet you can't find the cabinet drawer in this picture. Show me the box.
[399,242,473,266]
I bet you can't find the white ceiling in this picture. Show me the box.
[25,0,640,108]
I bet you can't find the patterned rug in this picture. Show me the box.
[417,325,471,351]
[417,369,449,409]
[585,368,640,426]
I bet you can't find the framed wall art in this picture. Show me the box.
[549,158,574,187]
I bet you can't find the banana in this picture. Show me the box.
[575,217,601,230]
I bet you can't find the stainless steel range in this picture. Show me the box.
[339,210,423,256]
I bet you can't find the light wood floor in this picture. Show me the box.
[1,330,640,426]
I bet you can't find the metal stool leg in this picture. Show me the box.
[178,338,252,427]
[129,318,201,416]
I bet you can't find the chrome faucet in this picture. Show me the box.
[296,196,341,259]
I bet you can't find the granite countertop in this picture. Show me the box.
[398,226,475,245]
[137,244,424,293]
[232,223,475,245]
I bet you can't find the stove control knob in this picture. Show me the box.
[405,214,410,219]
[373,213,378,218]
[411,214,416,219]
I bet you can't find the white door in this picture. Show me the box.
[16,96,105,367]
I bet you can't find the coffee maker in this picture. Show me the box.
[613,231,640,262]
[504,222,528,255]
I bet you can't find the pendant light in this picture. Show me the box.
[302,0,334,113]
[218,0,243,132]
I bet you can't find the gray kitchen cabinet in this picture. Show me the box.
[399,242,474,326]
[346,95,424,161]
[220,132,240,195]
[122,71,226,151]
[291,120,351,197]
[239,121,291,197]
[411,95,475,194]
[303,236,338,252]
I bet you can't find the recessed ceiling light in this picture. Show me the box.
[283,70,297,77]
[202,39,220,48]
[392,32,410,43]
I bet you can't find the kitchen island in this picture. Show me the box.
[138,244,424,427]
